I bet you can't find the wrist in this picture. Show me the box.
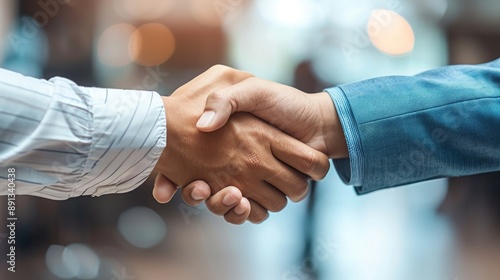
[315,92,348,159]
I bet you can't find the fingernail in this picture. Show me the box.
[234,203,246,215]
[196,111,216,127]
[191,191,205,201]
[222,192,238,206]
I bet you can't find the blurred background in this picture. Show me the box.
[0,0,499,279]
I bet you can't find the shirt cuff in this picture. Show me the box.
[73,85,166,197]
[325,87,364,187]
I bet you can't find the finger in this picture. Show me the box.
[197,77,271,132]
[244,181,288,213]
[153,174,178,204]
[181,180,212,206]
[205,186,243,216]
[247,199,269,224]
[264,162,310,203]
[223,197,251,225]
[271,134,330,180]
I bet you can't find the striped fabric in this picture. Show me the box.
[0,68,166,200]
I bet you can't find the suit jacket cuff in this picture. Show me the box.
[325,87,364,188]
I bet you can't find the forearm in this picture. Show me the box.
[327,59,500,193]
[0,68,166,199]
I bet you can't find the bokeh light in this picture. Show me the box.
[367,9,415,56]
[118,207,167,249]
[310,3,447,86]
[46,245,78,279]
[227,0,320,84]
[46,244,101,279]
[9,1,500,279]
[63,244,100,279]
[129,23,176,67]
[97,23,136,67]
[257,0,318,28]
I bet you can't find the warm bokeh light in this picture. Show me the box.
[119,0,176,20]
[129,23,176,67]
[367,9,415,56]
[97,23,136,67]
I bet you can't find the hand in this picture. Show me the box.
[152,65,330,224]
[196,76,348,158]
[183,72,349,223]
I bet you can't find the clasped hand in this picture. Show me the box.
[152,65,346,224]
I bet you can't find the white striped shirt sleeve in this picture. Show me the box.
[0,68,166,200]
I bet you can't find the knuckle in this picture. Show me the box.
[210,64,254,82]
[209,90,228,104]
[210,64,229,73]
[236,71,255,81]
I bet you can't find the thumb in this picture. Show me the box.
[196,78,266,132]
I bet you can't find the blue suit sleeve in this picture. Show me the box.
[326,59,500,194]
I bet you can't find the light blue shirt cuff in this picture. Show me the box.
[325,87,364,187]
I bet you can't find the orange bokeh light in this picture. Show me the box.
[367,9,415,56]
[129,23,176,67]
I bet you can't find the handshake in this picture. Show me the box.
[152,65,348,224]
